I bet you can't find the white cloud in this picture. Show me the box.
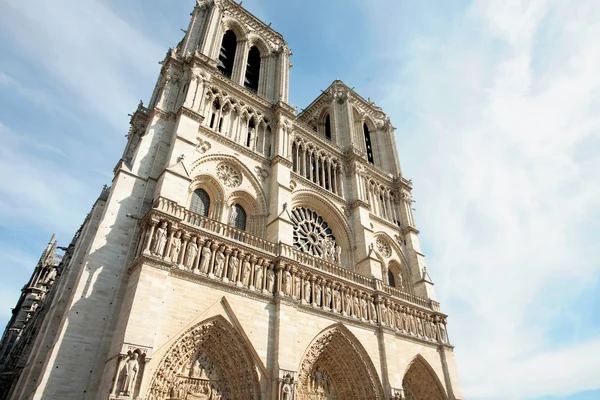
[370,0,600,398]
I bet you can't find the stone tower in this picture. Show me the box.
[0,1,463,399]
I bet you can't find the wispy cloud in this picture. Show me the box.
[369,0,600,398]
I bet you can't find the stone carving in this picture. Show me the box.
[290,207,339,261]
[229,252,239,282]
[314,284,322,306]
[120,351,139,396]
[344,292,352,314]
[170,231,182,262]
[199,243,212,274]
[266,268,275,292]
[147,316,261,400]
[184,237,198,269]
[376,237,391,258]
[214,248,225,277]
[152,221,168,256]
[281,373,294,400]
[361,298,368,320]
[303,279,311,302]
[283,270,292,295]
[216,162,242,187]
[370,301,377,322]
[353,296,360,318]
[295,276,301,299]
[228,204,238,226]
[334,290,341,312]
[254,166,269,182]
[196,137,211,154]
[402,357,446,400]
[242,257,251,286]
[324,286,332,309]
[254,263,263,289]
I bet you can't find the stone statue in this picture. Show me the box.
[344,292,352,314]
[242,258,251,286]
[381,304,388,325]
[397,272,404,289]
[304,279,311,302]
[335,245,342,264]
[370,301,377,322]
[334,290,341,312]
[283,270,292,295]
[266,268,275,292]
[314,284,322,305]
[121,352,139,395]
[190,358,204,378]
[229,253,239,281]
[324,287,332,308]
[152,221,168,256]
[214,249,225,277]
[294,276,301,298]
[184,237,198,269]
[228,203,238,226]
[395,309,402,329]
[254,263,263,289]
[361,298,368,319]
[170,231,182,262]
[200,244,211,274]
[353,296,360,317]
[281,373,294,400]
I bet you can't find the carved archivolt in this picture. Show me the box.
[146,316,261,400]
[402,356,447,400]
[297,324,384,400]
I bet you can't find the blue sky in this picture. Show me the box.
[0,0,599,399]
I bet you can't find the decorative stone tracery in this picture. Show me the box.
[290,207,340,263]
[216,162,242,187]
[375,237,391,258]
[146,316,261,400]
[297,324,384,400]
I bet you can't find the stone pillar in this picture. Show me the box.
[142,222,157,255]
[178,234,190,270]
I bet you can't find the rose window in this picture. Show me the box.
[291,207,339,261]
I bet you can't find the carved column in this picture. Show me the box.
[291,267,298,299]
[143,221,157,255]
[208,242,219,277]
[164,227,176,262]
[178,234,190,269]
[192,238,203,274]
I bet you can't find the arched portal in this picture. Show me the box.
[402,355,447,400]
[146,316,261,400]
[297,324,384,400]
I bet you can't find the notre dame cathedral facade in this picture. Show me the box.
[0,1,463,399]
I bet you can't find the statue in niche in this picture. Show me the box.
[439,319,448,342]
[281,373,294,400]
[335,290,342,312]
[295,276,301,298]
[395,309,402,329]
[242,257,251,286]
[353,295,360,317]
[152,221,168,256]
[424,316,431,338]
[323,238,334,261]
[170,231,182,262]
[314,284,322,305]
[381,303,388,325]
[324,286,332,308]
[361,297,368,319]
[283,270,292,295]
[417,314,424,336]
[409,311,416,334]
[200,244,212,274]
[120,352,139,396]
[254,263,263,289]
[214,248,225,277]
[370,301,377,322]
[402,310,410,331]
[184,237,198,269]
[229,252,239,281]
[304,279,311,302]
[431,319,439,341]
[190,358,204,378]
[266,268,275,292]
[344,292,352,314]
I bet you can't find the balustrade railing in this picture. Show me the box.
[148,196,439,312]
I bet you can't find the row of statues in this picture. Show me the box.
[141,220,448,344]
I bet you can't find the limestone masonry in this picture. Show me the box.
[0,1,463,399]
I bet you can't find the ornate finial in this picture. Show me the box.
[177,154,185,162]
[282,203,287,211]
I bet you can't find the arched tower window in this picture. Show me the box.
[229,203,247,231]
[244,46,261,92]
[325,114,332,140]
[218,30,237,78]
[387,269,395,287]
[363,123,374,164]
[190,189,210,216]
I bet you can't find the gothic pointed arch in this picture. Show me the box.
[146,315,261,400]
[188,174,225,221]
[297,324,384,399]
[402,355,447,400]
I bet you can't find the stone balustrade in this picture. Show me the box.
[139,197,447,344]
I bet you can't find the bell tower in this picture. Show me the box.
[1,1,463,399]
